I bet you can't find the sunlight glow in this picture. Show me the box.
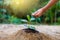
[4,0,39,16]
[4,0,39,10]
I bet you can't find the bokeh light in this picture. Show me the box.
[4,0,39,12]
[4,0,39,18]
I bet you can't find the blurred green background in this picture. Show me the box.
[0,0,60,25]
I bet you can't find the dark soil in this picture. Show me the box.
[23,28,39,33]
[15,28,52,40]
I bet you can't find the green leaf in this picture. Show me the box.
[28,25,35,30]
[21,19,28,23]
[27,15,31,22]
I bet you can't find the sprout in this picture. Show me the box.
[24,15,36,30]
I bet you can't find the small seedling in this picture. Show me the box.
[24,24,35,30]
[24,15,36,30]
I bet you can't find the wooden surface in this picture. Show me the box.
[0,24,60,40]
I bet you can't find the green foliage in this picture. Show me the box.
[57,17,60,22]
[0,0,60,25]
[0,13,2,18]
[0,0,3,6]
[8,16,21,24]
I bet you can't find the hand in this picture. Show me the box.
[32,8,45,18]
